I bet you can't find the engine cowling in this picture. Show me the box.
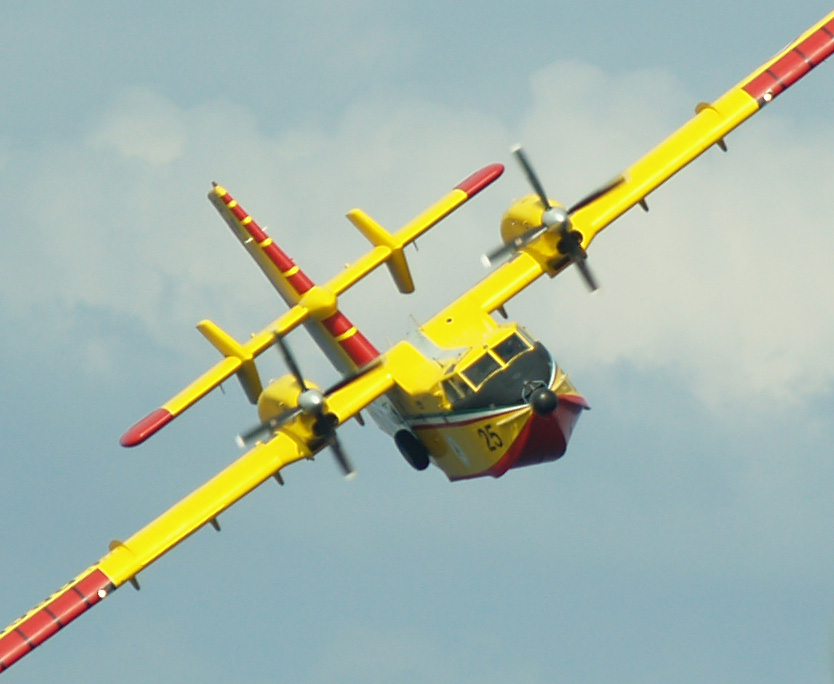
[256,374,321,424]
[500,195,545,245]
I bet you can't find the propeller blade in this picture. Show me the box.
[273,334,307,392]
[574,257,599,291]
[236,407,302,448]
[482,240,517,267]
[504,144,626,290]
[481,225,547,268]
[512,146,552,209]
[329,436,355,478]
[324,357,384,395]
[556,230,598,292]
[237,357,382,453]
[310,411,355,478]
[567,174,626,214]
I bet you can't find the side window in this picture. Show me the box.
[442,376,471,402]
[493,333,529,363]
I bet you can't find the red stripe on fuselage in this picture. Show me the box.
[429,395,586,482]
[322,312,354,337]
[260,242,296,274]
[486,396,585,478]
[286,271,315,294]
[322,312,380,366]
[336,333,380,367]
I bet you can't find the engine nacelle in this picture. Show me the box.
[500,194,551,244]
[499,194,575,276]
[257,374,321,424]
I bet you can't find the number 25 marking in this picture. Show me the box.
[477,424,503,451]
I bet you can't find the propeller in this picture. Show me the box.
[482,145,625,291]
[237,334,380,478]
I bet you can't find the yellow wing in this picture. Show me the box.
[0,359,394,674]
[456,10,834,321]
[573,10,834,247]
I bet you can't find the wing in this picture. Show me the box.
[0,360,394,674]
[0,434,303,674]
[575,9,834,246]
[456,10,834,320]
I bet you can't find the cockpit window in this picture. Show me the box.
[493,333,529,364]
[461,353,501,387]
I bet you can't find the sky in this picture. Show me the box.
[2,1,834,682]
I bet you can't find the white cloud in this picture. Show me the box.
[90,88,188,165]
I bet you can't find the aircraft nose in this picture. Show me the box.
[528,387,559,415]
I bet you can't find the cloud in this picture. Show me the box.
[90,88,189,165]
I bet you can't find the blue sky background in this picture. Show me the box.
[2,2,834,682]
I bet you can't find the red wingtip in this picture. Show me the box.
[0,569,114,674]
[120,408,174,447]
[455,163,504,197]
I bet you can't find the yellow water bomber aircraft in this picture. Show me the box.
[2,8,833,675]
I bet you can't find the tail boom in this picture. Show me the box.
[210,183,380,373]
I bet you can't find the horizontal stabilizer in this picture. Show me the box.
[197,320,263,404]
[345,163,504,294]
[346,209,415,293]
[120,305,309,447]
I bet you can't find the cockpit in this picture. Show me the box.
[440,330,554,411]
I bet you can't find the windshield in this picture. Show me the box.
[461,353,501,387]
[493,333,529,363]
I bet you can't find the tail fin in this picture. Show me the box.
[209,184,379,374]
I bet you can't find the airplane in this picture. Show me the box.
[1,8,833,675]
